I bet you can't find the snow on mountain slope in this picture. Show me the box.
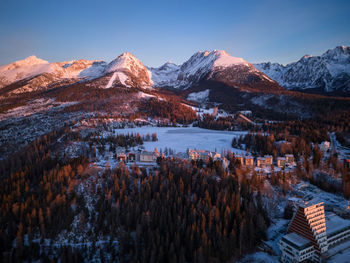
[0,50,280,95]
[0,56,52,87]
[62,59,106,79]
[149,50,273,89]
[187,89,210,102]
[148,62,180,88]
[254,46,350,92]
[104,72,118,89]
[0,56,107,92]
[104,52,153,88]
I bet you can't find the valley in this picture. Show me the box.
[0,46,350,262]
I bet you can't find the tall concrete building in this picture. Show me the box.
[279,201,350,262]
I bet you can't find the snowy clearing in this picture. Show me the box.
[113,126,247,154]
[187,89,210,102]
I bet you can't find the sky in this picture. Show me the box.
[0,0,349,67]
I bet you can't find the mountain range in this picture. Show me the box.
[1,46,350,121]
[1,46,349,96]
[255,46,350,94]
[0,49,281,94]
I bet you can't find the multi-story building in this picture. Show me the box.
[117,153,127,162]
[264,155,273,166]
[279,201,350,263]
[285,154,295,164]
[188,150,221,161]
[279,232,315,262]
[244,156,254,166]
[257,157,265,168]
[235,155,244,165]
[287,202,328,255]
[140,151,158,162]
[277,157,287,168]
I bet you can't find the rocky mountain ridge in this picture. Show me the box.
[254,46,350,93]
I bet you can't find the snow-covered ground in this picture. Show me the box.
[238,252,279,263]
[187,89,210,102]
[0,98,78,121]
[113,126,247,154]
[104,72,117,89]
[328,244,350,263]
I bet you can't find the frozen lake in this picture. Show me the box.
[113,126,247,154]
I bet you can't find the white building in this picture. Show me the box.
[279,232,315,262]
[285,154,295,164]
[188,150,221,161]
[140,151,158,162]
[277,157,287,168]
[279,201,350,262]
[257,157,265,168]
[244,156,254,166]
[264,155,273,166]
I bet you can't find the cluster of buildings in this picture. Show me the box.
[115,148,159,163]
[188,149,221,161]
[234,154,295,169]
[186,150,297,170]
[279,201,350,262]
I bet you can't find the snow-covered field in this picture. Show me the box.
[113,126,247,154]
[0,98,77,121]
[187,89,209,102]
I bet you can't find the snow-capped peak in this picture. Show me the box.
[254,45,350,93]
[180,50,248,73]
[105,52,145,73]
[104,52,153,88]
[211,50,249,68]
[0,55,49,72]
[149,49,255,89]
[301,54,313,60]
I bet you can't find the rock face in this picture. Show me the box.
[0,56,106,94]
[103,52,153,89]
[254,46,350,93]
[149,50,281,92]
[0,52,155,94]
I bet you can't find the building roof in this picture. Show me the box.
[326,213,350,237]
[298,200,324,209]
[141,151,156,156]
[281,232,313,250]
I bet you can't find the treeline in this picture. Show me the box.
[97,158,270,262]
[82,132,155,148]
[0,127,91,262]
[0,129,270,262]
[139,98,197,125]
[236,120,350,198]
[195,114,251,131]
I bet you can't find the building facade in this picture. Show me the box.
[188,150,221,161]
[244,156,254,166]
[279,201,350,262]
[140,151,157,162]
[264,155,273,166]
[277,157,287,168]
[285,154,295,164]
[257,157,265,168]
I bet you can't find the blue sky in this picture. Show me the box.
[0,0,349,66]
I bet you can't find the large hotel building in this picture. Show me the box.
[279,201,350,262]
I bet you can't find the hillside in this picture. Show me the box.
[255,46,350,95]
